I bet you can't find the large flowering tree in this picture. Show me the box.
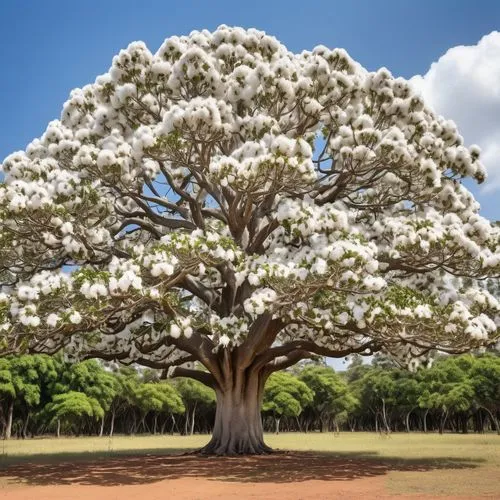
[1,26,499,454]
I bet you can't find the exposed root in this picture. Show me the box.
[196,438,274,456]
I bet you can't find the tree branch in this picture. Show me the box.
[168,366,216,389]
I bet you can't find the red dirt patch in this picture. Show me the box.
[0,452,491,499]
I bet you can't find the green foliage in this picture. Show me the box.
[135,382,185,415]
[0,359,15,400]
[46,391,104,427]
[263,372,313,418]
[299,365,357,418]
[175,378,215,410]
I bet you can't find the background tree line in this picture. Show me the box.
[0,353,498,439]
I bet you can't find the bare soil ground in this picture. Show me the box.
[1,451,498,500]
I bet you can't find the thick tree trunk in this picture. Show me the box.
[199,376,271,456]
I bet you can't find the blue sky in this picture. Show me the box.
[1,1,499,368]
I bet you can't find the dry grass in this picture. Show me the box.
[268,432,500,496]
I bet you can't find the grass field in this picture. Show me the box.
[1,433,499,497]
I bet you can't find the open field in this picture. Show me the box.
[0,433,499,499]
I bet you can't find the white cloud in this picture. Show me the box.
[410,31,500,192]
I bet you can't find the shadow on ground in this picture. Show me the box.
[0,449,484,487]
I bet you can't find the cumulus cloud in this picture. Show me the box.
[410,31,500,192]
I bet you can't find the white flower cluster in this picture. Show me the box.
[209,137,315,192]
[244,288,278,317]
[74,258,144,300]
[158,97,234,139]
[276,198,349,237]
[370,209,500,269]
[244,197,384,297]
[208,313,250,348]
[2,269,82,331]
[168,317,193,339]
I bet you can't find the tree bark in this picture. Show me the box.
[99,416,105,437]
[482,407,500,435]
[381,398,391,433]
[4,401,14,440]
[170,414,178,435]
[22,413,30,439]
[423,408,429,433]
[461,414,469,434]
[320,415,328,433]
[109,409,115,437]
[405,408,415,433]
[140,415,147,433]
[199,373,271,455]
[130,414,137,435]
[304,418,310,433]
[295,416,302,432]
[190,403,197,436]
[439,409,448,434]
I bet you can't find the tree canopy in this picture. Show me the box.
[0,26,499,454]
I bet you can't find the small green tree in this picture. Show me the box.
[0,358,15,438]
[355,368,396,433]
[392,373,421,432]
[300,366,357,432]
[263,372,313,433]
[469,355,500,433]
[0,355,59,439]
[418,357,474,434]
[135,382,184,434]
[45,391,104,436]
[175,378,215,435]
[49,360,117,436]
